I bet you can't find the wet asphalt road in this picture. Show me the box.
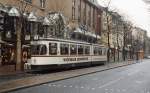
[10,59,150,93]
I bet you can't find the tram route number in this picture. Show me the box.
[63,57,88,61]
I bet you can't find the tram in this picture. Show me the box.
[24,38,107,71]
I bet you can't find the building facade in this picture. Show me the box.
[0,0,104,70]
[132,27,147,59]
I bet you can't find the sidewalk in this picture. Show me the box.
[0,60,136,93]
[0,65,24,76]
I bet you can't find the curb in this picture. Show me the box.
[0,61,136,93]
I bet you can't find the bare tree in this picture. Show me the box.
[122,20,133,61]
[1,0,28,70]
[13,0,29,71]
[103,0,112,63]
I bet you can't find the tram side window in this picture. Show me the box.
[78,45,84,55]
[40,45,47,55]
[94,47,98,55]
[31,45,39,55]
[70,45,77,55]
[98,48,102,55]
[31,45,47,55]
[60,44,69,55]
[103,48,107,55]
[85,46,90,55]
[49,43,57,55]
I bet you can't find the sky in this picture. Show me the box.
[97,0,150,36]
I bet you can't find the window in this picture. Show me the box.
[40,0,46,8]
[70,44,77,55]
[88,6,91,26]
[72,0,76,20]
[85,46,90,55]
[49,43,57,55]
[24,0,32,3]
[78,0,81,22]
[83,3,86,25]
[102,48,107,55]
[94,47,105,55]
[40,45,47,55]
[78,45,84,55]
[0,11,5,31]
[94,47,98,55]
[38,23,44,37]
[31,45,47,55]
[60,44,69,55]
[93,8,95,28]
[98,48,102,55]
[0,44,1,57]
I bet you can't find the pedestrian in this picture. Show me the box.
[22,51,28,63]
[136,52,139,63]
[10,49,15,64]
[22,50,28,71]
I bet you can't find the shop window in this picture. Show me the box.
[49,43,57,55]
[60,44,69,55]
[70,44,77,55]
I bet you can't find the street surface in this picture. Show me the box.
[10,59,150,93]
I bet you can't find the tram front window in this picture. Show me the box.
[31,45,47,55]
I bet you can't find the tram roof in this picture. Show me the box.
[31,37,106,47]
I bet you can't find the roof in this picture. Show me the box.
[86,0,104,11]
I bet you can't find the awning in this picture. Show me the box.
[43,17,51,26]
[0,40,7,44]
[85,31,100,39]
[28,12,38,22]
[23,12,28,18]
[22,44,31,48]
[74,28,84,34]
[8,7,20,17]
[97,35,101,39]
